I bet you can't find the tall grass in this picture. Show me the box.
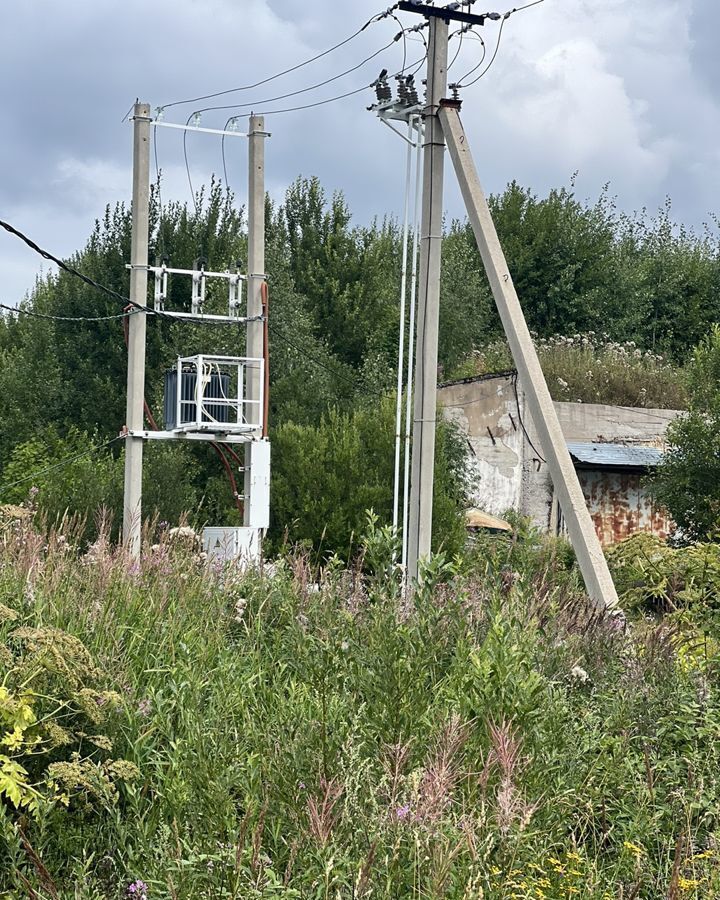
[1,514,719,898]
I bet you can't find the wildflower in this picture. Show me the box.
[678,877,701,890]
[127,881,149,900]
[395,803,411,821]
[570,665,589,683]
[340,640,350,652]
[29,486,39,497]
[137,699,152,718]
[234,597,247,623]
[623,840,645,858]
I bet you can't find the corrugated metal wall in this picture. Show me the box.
[577,470,672,545]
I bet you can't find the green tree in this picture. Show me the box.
[269,395,467,558]
[651,325,720,540]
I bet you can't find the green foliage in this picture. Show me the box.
[0,607,137,848]
[2,522,720,896]
[0,429,201,542]
[607,532,720,618]
[269,395,467,558]
[651,325,720,539]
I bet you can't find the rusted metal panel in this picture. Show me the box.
[576,470,672,546]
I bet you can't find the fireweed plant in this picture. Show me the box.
[0,508,719,898]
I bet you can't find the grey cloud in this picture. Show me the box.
[1,0,720,306]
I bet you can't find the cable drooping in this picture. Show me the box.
[454,29,487,85]
[159,6,400,110]
[0,302,141,323]
[0,220,262,327]
[448,26,467,71]
[187,37,399,119]
[0,437,122,498]
[0,219,143,312]
[458,14,507,87]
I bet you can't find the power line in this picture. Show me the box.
[458,14,506,86]
[0,302,141,323]
[187,36,400,119]
[456,0,545,87]
[0,219,256,328]
[159,6,401,110]
[0,436,122,499]
[0,219,143,312]
[453,30,486,83]
[245,51,428,119]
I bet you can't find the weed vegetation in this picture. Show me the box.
[453,334,688,411]
[1,512,719,898]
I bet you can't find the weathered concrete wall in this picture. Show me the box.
[553,402,679,447]
[438,374,684,544]
[439,374,523,518]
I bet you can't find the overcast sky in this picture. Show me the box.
[1,0,719,306]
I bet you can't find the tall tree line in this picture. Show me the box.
[1,176,718,545]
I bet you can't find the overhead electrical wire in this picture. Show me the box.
[0,220,264,327]
[186,35,400,119]
[458,14,507,87]
[0,302,141,322]
[454,30,486,84]
[242,50,429,120]
[159,5,402,110]
[455,0,544,88]
[0,219,143,312]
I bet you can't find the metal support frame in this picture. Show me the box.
[439,103,619,610]
[398,1,489,26]
[122,104,272,559]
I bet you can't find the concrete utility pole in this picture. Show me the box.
[407,15,449,581]
[244,114,267,525]
[439,104,619,609]
[123,102,152,558]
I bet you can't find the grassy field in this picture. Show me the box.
[1,514,719,898]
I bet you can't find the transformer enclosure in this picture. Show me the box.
[163,367,230,430]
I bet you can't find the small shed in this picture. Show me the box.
[565,442,671,545]
[439,373,682,546]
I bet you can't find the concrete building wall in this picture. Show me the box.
[439,373,524,518]
[438,374,683,544]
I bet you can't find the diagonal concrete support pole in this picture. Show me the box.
[439,103,619,610]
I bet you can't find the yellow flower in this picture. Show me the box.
[678,877,701,891]
[623,840,645,858]
[490,866,502,876]
[566,851,583,862]
[565,888,580,896]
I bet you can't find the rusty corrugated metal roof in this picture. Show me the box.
[567,441,663,469]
